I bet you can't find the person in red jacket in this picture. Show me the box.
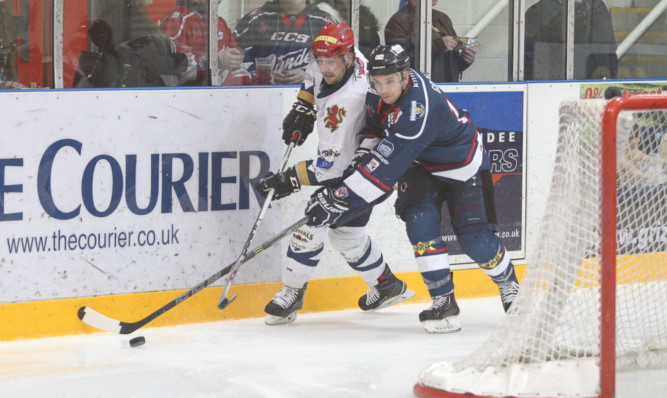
[158,0,249,85]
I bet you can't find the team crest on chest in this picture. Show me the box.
[324,105,346,133]
[386,108,402,126]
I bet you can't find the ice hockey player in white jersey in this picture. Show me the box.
[256,23,415,325]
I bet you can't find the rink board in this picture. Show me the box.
[0,267,526,340]
[1,79,665,340]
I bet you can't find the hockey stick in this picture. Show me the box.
[78,215,310,335]
[217,140,297,310]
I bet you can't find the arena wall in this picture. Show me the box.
[0,79,664,340]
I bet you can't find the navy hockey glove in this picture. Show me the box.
[305,187,350,228]
[343,147,371,178]
[282,99,316,146]
[255,166,301,200]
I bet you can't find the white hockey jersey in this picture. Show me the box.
[297,49,371,186]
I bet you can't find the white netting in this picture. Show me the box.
[416,98,667,398]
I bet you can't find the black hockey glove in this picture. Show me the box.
[282,99,316,146]
[305,187,350,228]
[255,166,301,200]
[343,147,371,178]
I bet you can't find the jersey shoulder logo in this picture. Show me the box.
[410,101,425,121]
[324,105,346,133]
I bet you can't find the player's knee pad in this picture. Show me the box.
[394,164,440,221]
[457,229,504,269]
[329,226,380,268]
[402,202,442,244]
[328,226,368,258]
[289,223,326,254]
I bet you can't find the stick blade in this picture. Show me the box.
[217,294,237,310]
[77,306,124,334]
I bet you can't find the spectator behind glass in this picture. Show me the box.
[233,0,336,85]
[524,0,618,80]
[0,0,25,89]
[315,0,380,58]
[385,0,476,83]
[157,0,249,86]
[73,0,189,87]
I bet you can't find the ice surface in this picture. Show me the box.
[0,297,664,398]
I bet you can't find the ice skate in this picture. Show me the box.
[264,283,308,325]
[494,267,520,312]
[419,292,461,334]
[358,267,415,311]
[498,279,520,312]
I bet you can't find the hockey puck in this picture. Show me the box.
[129,336,146,347]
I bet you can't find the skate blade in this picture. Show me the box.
[264,312,297,325]
[422,315,462,334]
[371,289,417,311]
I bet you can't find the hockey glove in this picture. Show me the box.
[282,99,316,146]
[305,187,350,228]
[255,166,301,200]
[343,147,371,178]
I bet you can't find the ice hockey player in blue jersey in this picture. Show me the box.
[256,24,415,326]
[304,44,521,333]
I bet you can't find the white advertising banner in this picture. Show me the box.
[0,88,284,303]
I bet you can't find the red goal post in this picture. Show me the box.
[414,95,667,398]
[599,95,667,398]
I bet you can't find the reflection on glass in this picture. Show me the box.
[232,0,332,86]
[1,0,49,89]
[314,0,380,58]
[65,0,190,88]
[156,0,247,86]
[613,2,666,79]
[385,0,478,83]
[524,0,618,80]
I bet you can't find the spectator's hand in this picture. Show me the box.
[218,47,244,71]
[3,81,25,89]
[462,48,476,65]
[441,36,459,51]
[179,53,198,85]
[272,69,305,85]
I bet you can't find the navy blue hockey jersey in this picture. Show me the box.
[340,68,489,208]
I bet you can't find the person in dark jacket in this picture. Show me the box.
[73,0,188,88]
[524,0,618,80]
[315,0,381,58]
[385,0,475,83]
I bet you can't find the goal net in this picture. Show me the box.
[414,96,667,398]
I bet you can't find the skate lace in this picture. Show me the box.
[273,286,300,309]
[428,295,450,311]
[498,281,520,305]
[365,287,381,305]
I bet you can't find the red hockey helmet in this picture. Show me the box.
[312,22,354,57]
